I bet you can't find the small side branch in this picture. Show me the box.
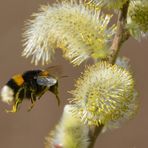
[109,1,130,64]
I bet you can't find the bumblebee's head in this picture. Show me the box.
[1,85,14,104]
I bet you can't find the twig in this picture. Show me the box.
[109,1,130,64]
[88,125,104,148]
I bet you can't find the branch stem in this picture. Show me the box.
[109,1,130,64]
[88,125,104,148]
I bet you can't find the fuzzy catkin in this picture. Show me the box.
[70,62,138,127]
[22,1,116,65]
[92,0,128,9]
[45,105,89,148]
[127,0,148,39]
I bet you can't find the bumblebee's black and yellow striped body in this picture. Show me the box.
[1,69,59,112]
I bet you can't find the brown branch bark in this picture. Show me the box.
[109,1,130,64]
[88,125,104,148]
[87,1,130,148]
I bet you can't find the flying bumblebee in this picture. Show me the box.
[0,67,60,113]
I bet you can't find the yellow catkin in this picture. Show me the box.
[127,0,148,39]
[22,1,116,65]
[70,61,139,128]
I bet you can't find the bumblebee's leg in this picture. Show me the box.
[55,94,60,106]
[5,87,24,113]
[27,92,36,112]
[5,99,22,113]
[37,87,48,100]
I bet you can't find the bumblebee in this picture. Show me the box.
[0,68,60,113]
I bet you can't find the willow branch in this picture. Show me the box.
[109,1,130,64]
[88,1,130,148]
[88,125,104,148]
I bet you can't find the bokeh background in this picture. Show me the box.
[0,0,147,148]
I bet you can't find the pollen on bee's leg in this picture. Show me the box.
[5,99,22,113]
[5,106,17,113]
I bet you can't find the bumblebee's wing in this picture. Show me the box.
[44,65,62,78]
[36,76,60,105]
[36,76,57,87]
